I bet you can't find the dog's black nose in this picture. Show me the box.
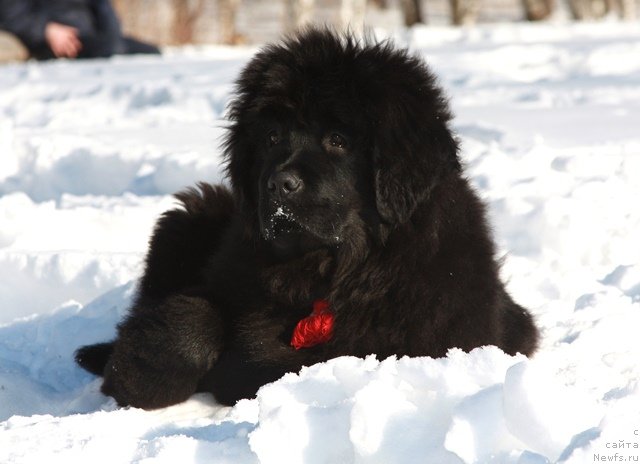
[267,171,303,197]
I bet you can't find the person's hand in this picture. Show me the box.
[45,22,82,58]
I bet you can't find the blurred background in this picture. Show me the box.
[113,0,637,45]
[1,0,637,62]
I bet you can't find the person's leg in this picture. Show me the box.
[40,0,159,59]
[46,0,117,58]
[90,0,160,56]
[121,36,161,55]
[75,35,114,58]
[85,0,124,56]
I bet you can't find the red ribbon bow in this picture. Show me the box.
[290,299,334,350]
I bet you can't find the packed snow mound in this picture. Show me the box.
[2,21,640,463]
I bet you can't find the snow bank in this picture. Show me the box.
[1,21,640,463]
[2,279,638,463]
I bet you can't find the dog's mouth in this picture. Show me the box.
[260,204,302,241]
[259,205,316,260]
[259,202,341,259]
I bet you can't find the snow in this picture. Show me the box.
[1,21,640,463]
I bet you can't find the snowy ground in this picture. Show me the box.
[1,21,640,463]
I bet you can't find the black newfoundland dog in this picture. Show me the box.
[76,28,539,409]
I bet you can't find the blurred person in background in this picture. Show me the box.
[0,0,160,60]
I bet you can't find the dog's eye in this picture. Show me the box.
[268,130,280,147]
[329,133,347,149]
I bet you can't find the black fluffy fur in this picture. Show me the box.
[75,28,539,409]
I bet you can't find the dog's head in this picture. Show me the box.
[224,28,460,258]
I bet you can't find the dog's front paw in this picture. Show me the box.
[101,349,199,410]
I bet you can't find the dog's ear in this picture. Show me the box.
[373,122,459,225]
[370,56,460,225]
[223,49,274,217]
[223,122,256,214]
